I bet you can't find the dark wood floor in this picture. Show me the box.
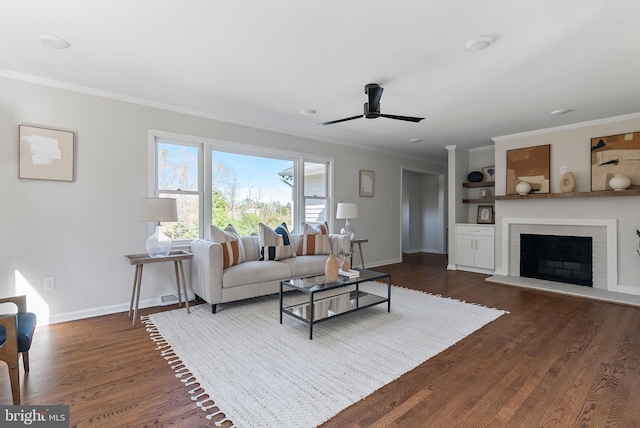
[2,253,639,427]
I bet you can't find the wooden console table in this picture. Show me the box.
[350,238,368,269]
[124,250,192,325]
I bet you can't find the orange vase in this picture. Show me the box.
[341,260,350,271]
[325,253,339,281]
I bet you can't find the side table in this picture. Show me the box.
[124,250,192,325]
[350,238,368,269]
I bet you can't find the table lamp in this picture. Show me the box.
[336,202,358,240]
[139,197,178,257]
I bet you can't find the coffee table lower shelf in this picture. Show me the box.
[279,270,391,339]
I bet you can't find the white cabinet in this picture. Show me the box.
[455,224,495,272]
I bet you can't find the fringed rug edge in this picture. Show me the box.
[141,315,235,427]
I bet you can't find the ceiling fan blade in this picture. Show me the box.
[366,84,384,111]
[320,115,362,125]
[380,114,425,123]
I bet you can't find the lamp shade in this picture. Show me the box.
[139,197,178,222]
[336,203,358,219]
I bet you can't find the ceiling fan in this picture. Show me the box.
[321,83,425,125]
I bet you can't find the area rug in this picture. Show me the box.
[142,281,508,427]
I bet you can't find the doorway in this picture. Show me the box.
[401,168,447,259]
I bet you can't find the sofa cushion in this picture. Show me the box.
[258,222,296,261]
[222,260,292,288]
[297,221,331,256]
[280,254,329,277]
[210,224,246,267]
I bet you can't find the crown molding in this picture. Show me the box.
[492,112,640,142]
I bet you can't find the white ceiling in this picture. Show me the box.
[2,0,640,165]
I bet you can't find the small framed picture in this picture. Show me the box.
[477,205,494,224]
[359,170,375,197]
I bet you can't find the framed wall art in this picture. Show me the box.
[506,144,550,195]
[482,165,495,182]
[19,125,75,181]
[591,131,640,191]
[359,170,375,197]
[477,205,494,224]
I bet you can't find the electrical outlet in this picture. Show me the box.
[44,277,55,291]
[560,166,567,174]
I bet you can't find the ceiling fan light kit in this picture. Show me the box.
[321,83,425,125]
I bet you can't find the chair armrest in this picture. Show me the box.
[190,239,224,305]
[0,296,26,313]
[329,234,351,256]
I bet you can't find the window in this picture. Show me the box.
[211,151,294,236]
[151,131,331,240]
[156,141,201,241]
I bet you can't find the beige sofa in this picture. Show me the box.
[190,234,351,313]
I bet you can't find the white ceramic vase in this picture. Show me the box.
[515,181,532,195]
[609,175,631,191]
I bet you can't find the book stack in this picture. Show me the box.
[339,269,360,278]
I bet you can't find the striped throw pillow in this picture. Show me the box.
[210,224,245,268]
[297,221,331,256]
[259,222,296,261]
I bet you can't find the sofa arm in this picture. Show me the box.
[329,234,352,256]
[190,239,224,305]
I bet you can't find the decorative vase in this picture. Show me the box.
[467,171,483,182]
[341,260,350,271]
[560,171,576,193]
[325,253,339,281]
[515,181,532,195]
[609,175,631,191]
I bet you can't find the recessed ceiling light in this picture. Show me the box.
[301,109,316,116]
[465,36,494,51]
[409,138,422,143]
[550,109,572,116]
[39,34,71,49]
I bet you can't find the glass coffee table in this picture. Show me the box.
[279,269,391,339]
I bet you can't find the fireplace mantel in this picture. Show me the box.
[495,188,640,200]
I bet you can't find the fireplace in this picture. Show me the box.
[520,234,593,287]
[501,218,617,291]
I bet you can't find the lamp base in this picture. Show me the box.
[146,225,172,257]
[340,219,355,241]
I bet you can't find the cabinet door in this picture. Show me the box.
[456,234,476,267]
[474,235,495,269]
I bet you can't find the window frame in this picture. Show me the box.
[149,129,333,241]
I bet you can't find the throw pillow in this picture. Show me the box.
[297,221,332,256]
[210,224,246,268]
[258,222,296,261]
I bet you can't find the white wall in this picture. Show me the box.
[493,113,640,295]
[1,76,445,323]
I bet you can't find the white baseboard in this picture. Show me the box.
[47,291,196,325]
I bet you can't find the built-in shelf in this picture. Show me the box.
[462,181,495,188]
[462,181,496,203]
[494,188,640,200]
[463,197,496,203]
